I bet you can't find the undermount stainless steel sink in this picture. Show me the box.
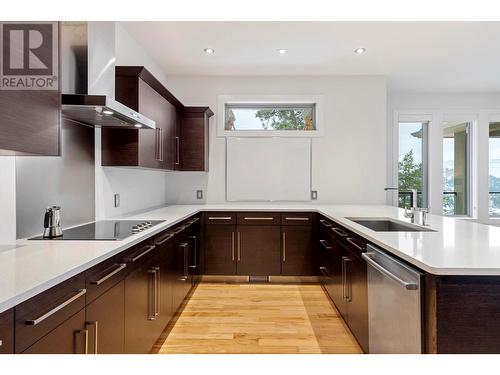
[345,218,436,232]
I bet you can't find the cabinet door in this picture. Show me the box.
[345,251,369,353]
[188,231,200,285]
[237,226,281,276]
[138,79,162,169]
[86,281,125,354]
[22,309,87,354]
[0,309,14,354]
[204,225,237,275]
[172,239,190,313]
[124,261,159,354]
[158,246,174,327]
[281,226,314,276]
[178,112,209,171]
[160,99,177,170]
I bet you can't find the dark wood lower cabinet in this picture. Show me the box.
[281,226,314,276]
[124,257,161,354]
[85,281,125,354]
[173,237,191,313]
[344,249,369,353]
[204,224,236,275]
[237,226,281,276]
[0,309,14,354]
[23,309,87,354]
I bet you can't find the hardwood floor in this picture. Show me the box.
[154,283,362,354]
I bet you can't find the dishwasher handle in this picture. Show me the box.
[362,252,419,290]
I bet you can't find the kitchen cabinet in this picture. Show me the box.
[344,247,369,353]
[281,213,314,276]
[15,273,86,353]
[328,221,369,353]
[0,22,61,156]
[172,236,191,313]
[0,309,14,354]
[22,309,87,354]
[177,107,213,171]
[204,224,237,275]
[85,281,125,354]
[101,66,213,172]
[237,226,281,276]
[124,255,162,354]
[102,67,178,170]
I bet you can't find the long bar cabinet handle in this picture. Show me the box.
[129,244,156,262]
[282,232,286,262]
[232,231,235,261]
[332,227,348,237]
[90,263,127,285]
[237,232,241,261]
[85,321,99,354]
[26,289,87,325]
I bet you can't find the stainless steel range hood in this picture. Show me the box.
[61,22,155,129]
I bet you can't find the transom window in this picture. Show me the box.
[224,103,316,131]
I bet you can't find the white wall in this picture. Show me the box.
[0,158,16,244]
[164,75,388,205]
[387,92,500,225]
[95,23,172,219]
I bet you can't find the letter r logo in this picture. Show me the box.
[2,23,53,76]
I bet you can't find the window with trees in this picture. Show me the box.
[442,121,471,216]
[489,122,500,216]
[224,104,316,131]
[398,122,428,209]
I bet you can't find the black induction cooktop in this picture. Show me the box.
[29,220,165,240]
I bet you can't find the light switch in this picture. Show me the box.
[311,190,318,200]
[196,190,203,200]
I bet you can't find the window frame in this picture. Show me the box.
[395,119,430,209]
[441,120,473,217]
[217,94,325,137]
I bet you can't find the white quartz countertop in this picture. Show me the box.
[2,203,500,313]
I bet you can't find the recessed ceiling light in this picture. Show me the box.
[102,109,114,115]
[278,49,288,55]
[134,124,142,128]
[354,47,366,55]
[204,48,215,55]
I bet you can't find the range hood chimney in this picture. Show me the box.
[61,22,155,129]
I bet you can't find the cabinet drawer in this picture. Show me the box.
[237,212,280,225]
[204,212,236,225]
[122,238,157,272]
[344,234,368,257]
[281,213,315,226]
[0,308,14,354]
[85,253,128,305]
[15,273,86,353]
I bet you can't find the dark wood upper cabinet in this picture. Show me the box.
[178,107,212,171]
[102,66,213,171]
[0,23,61,156]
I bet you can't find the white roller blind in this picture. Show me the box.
[226,137,311,201]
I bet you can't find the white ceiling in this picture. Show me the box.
[120,21,500,93]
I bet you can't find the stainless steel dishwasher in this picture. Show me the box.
[362,245,423,354]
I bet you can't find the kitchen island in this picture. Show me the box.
[2,204,500,353]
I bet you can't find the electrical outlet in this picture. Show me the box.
[311,190,318,200]
[114,193,120,208]
[196,190,203,200]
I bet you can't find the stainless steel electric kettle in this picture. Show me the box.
[43,206,63,238]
